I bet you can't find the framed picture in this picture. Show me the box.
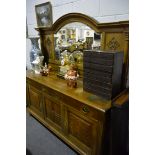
[35,2,53,27]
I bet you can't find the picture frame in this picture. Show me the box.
[35,2,53,27]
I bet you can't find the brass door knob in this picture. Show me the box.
[82,106,89,113]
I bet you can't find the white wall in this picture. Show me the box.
[26,0,129,37]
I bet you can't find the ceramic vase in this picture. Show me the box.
[29,37,42,63]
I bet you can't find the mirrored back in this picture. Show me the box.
[54,22,101,60]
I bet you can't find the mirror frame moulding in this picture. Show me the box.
[35,13,129,34]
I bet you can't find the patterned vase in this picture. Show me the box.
[29,37,42,63]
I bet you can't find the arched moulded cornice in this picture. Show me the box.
[51,13,100,33]
[35,13,129,35]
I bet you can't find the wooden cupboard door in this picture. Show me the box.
[43,93,62,129]
[28,85,43,117]
[68,112,95,147]
[65,106,99,155]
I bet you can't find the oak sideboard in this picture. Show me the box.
[26,70,113,155]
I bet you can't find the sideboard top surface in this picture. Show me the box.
[26,70,111,112]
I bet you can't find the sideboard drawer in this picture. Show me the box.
[42,86,62,99]
[62,95,104,121]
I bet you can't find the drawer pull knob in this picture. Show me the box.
[82,106,89,113]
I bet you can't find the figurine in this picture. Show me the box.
[31,56,44,74]
[64,64,79,88]
[40,63,49,76]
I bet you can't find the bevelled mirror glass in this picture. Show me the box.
[54,22,101,61]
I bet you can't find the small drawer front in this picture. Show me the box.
[83,84,112,100]
[84,68,112,78]
[84,72,112,83]
[84,78,112,90]
[84,50,114,60]
[84,81,112,93]
[84,57,114,66]
[84,62,113,73]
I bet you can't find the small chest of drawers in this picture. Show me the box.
[83,50,124,100]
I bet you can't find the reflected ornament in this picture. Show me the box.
[40,63,49,76]
[73,51,83,64]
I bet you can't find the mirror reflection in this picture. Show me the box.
[54,22,101,61]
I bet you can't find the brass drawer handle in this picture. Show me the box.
[82,106,89,113]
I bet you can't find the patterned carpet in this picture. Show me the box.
[26,112,78,155]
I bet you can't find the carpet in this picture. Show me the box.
[26,112,78,155]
